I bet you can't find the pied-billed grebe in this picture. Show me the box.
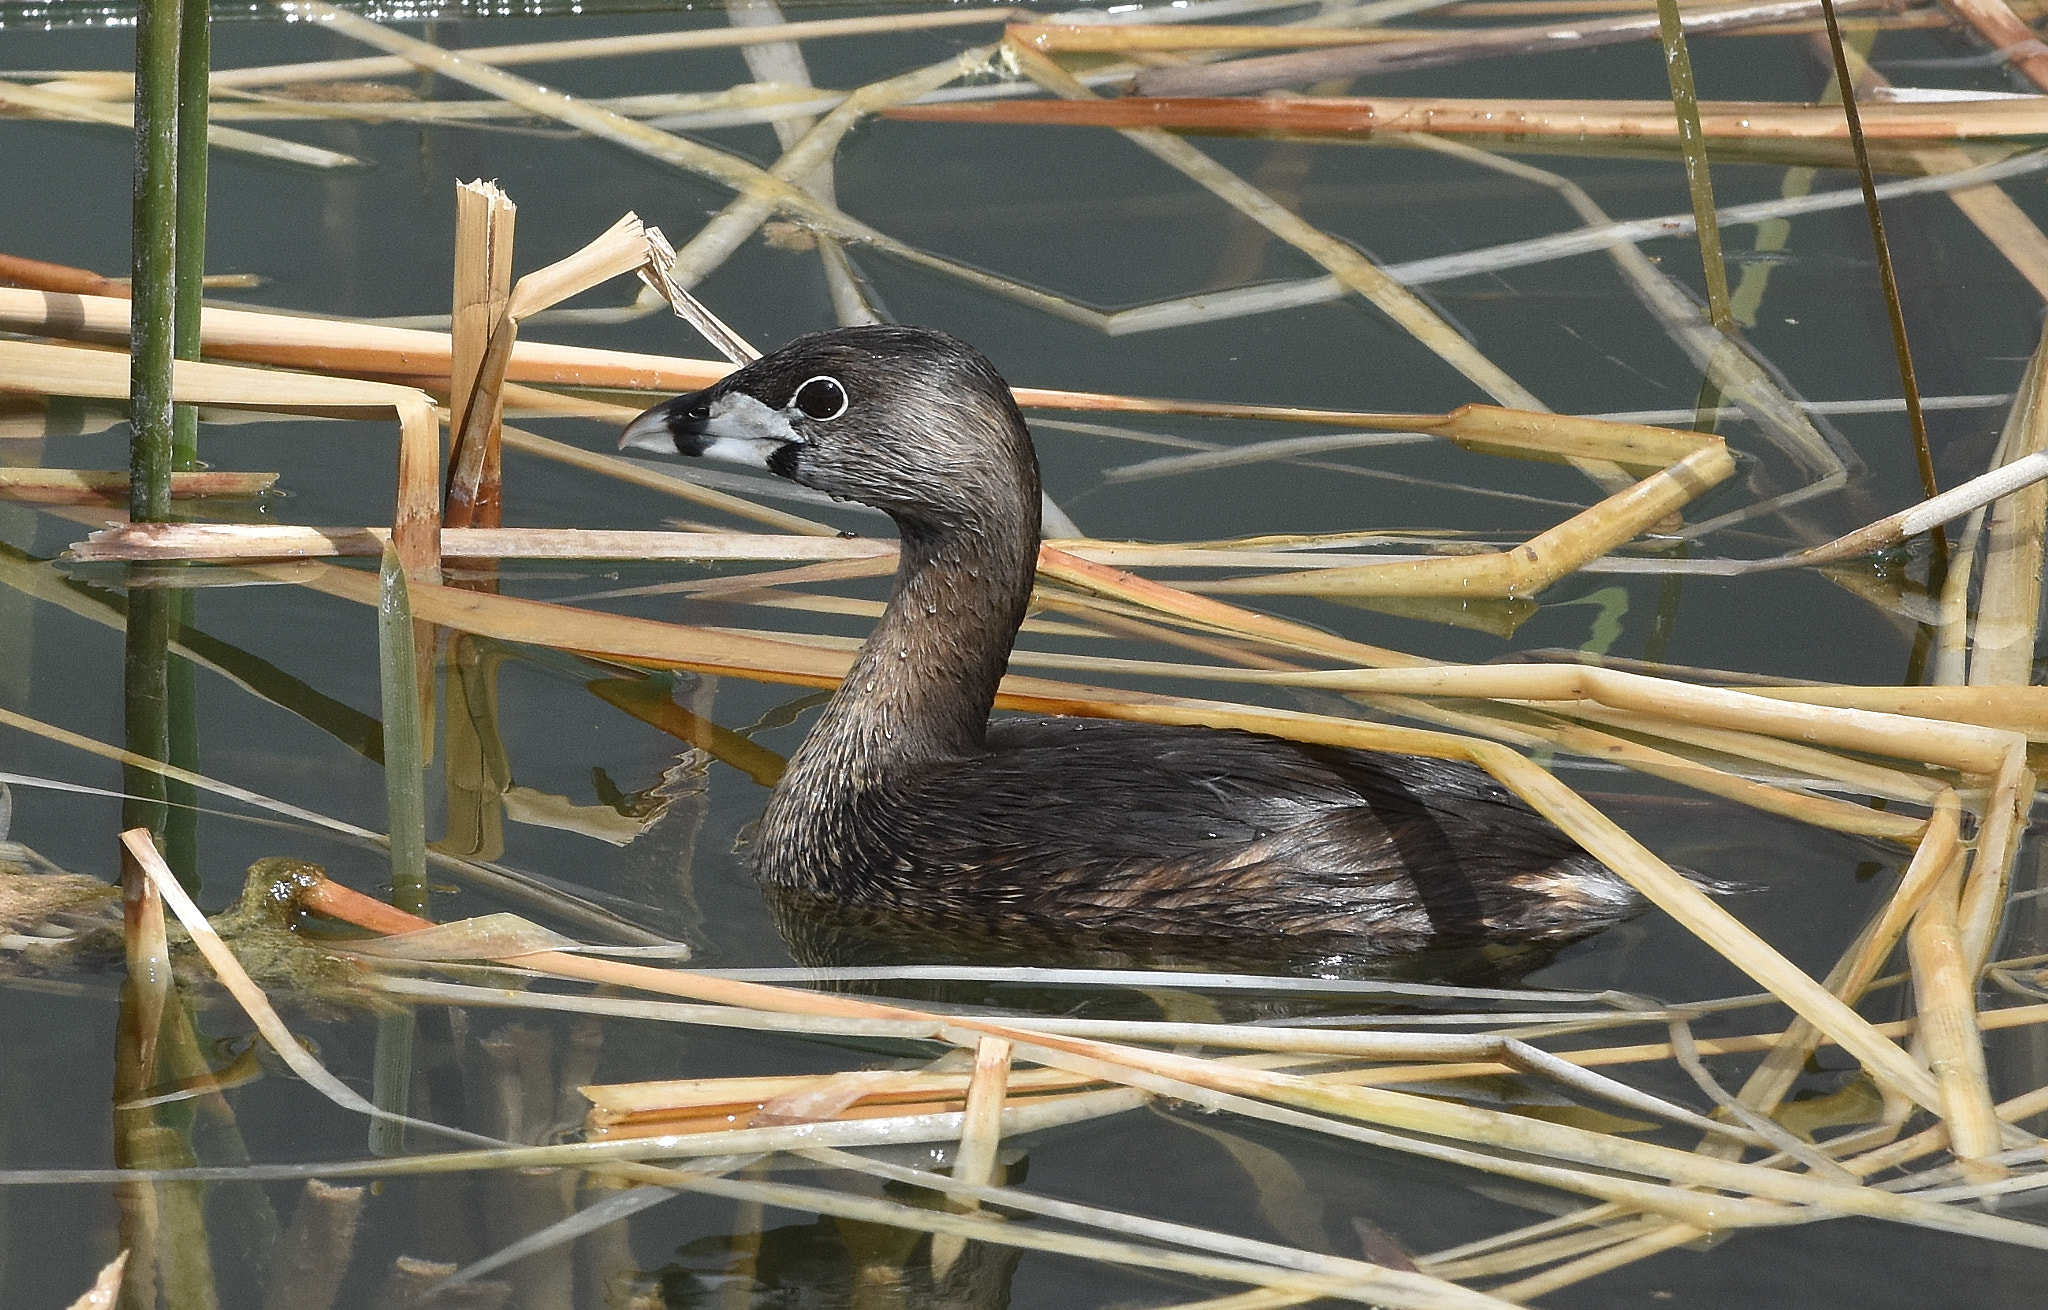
[621,325,1652,951]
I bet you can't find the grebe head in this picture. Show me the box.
[620,324,1040,536]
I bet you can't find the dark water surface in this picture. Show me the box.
[3,1,2047,1306]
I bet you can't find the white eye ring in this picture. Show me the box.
[791,375,849,421]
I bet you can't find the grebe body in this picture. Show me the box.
[622,326,1650,952]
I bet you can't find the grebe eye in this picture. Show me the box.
[792,375,849,421]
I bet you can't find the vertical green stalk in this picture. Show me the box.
[1815,0,1945,578]
[165,0,208,892]
[378,545,430,912]
[130,0,182,523]
[171,0,210,473]
[165,602,199,885]
[122,585,173,877]
[374,546,430,1156]
[1652,0,1733,332]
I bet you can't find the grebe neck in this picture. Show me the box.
[757,503,1039,879]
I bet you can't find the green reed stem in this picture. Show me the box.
[1814,0,1945,572]
[130,0,181,523]
[159,0,208,883]
[122,582,174,882]
[370,1011,416,1156]
[1653,0,1732,332]
[375,544,429,1157]
[171,0,210,473]
[165,598,199,885]
[378,545,430,917]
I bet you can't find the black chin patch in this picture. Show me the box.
[766,442,803,479]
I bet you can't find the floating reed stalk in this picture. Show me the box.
[1006,41,1564,429]
[1940,0,2048,91]
[0,76,361,166]
[1124,0,1889,94]
[210,6,1020,87]
[886,93,2048,142]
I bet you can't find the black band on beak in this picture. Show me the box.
[620,389,714,456]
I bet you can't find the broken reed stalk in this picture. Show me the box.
[0,338,446,579]
[451,212,655,538]
[446,181,516,531]
[638,226,760,362]
[1968,315,2048,680]
[119,828,502,1150]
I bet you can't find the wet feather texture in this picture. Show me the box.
[625,325,1656,952]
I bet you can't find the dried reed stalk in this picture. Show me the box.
[288,871,2048,1247]
[1969,320,2048,682]
[1906,857,2009,1179]
[581,1064,1082,1124]
[211,6,1021,87]
[201,84,836,125]
[0,286,728,391]
[1124,0,1889,95]
[0,251,131,297]
[1716,794,1962,1122]
[0,338,442,575]
[0,76,361,167]
[61,1252,128,1310]
[260,560,1959,1113]
[1939,0,2048,91]
[1006,43,1578,439]
[665,46,994,289]
[0,285,1497,425]
[931,1036,1015,1276]
[1260,664,2020,775]
[1203,443,1734,596]
[1838,44,2048,301]
[888,93,2048,142]
[0,469,275,502]
[1009,21,1435,49]
[69,525,890,562]
[446,182,516,532]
